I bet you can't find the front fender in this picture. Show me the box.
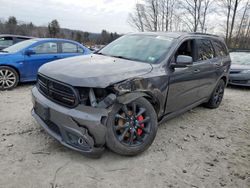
[116,92,149,104]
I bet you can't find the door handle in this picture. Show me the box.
[53,55,61,59]
[193,69,200,73]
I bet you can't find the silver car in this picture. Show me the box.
[229,52,250,87]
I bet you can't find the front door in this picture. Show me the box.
[165,39,202,114]
[24,41,59,79]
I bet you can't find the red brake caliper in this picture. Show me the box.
[137,115,144,136]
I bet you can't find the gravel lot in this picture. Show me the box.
[0,84,249,188]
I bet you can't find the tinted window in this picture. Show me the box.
[175,39,196,61]
[212,40,228,57]
[78,47,84,53]
[0,37,13,48]
[197,39,215,61]
[15,37,29,43]
[62,42,78,53]
[4,39,37,53]
[34,42,58,54]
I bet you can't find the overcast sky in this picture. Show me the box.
[0,0,139,34]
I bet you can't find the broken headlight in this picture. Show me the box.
[114,80,135,93]
[77,87,116,108]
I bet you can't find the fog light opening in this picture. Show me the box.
[78,137,84,145]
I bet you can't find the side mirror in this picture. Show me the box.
[172,55,193,68]
[25,49,35,56]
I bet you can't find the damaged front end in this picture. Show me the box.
[32,72,164,157]
[32,74,119,158]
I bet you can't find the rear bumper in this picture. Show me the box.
[31,87,108,158]
[229,73,250,86]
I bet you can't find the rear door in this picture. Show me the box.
[194,38,217,100]
[24,41,60,78]
[211,39,231,82]
[58,42,85,59]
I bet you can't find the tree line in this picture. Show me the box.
[129,0,250,49]
[0,17,120,45]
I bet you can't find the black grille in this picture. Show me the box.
[230,70,241,74]
[45,120,61,136]
[37,74,78,107]
[231,80,248,84]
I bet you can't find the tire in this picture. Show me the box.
[204,79,225,109]
[0,66,19,90]
[106,97,158,156]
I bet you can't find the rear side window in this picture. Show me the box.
[62,42,78,53]
[0,37,13,47]
[78,47,84,53]
[197,39,215,61]
[34,42,58,54]
[15,37,29,43]
[212,40,228,57]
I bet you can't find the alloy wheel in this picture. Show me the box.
[113,103,151,147]
[213,83,224,105]
[0,69,17,89]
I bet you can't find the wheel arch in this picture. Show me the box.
[116,92,161,116]
[0,64,20,79]
[220,76,227,85]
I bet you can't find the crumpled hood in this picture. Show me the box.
[39,54,153,88]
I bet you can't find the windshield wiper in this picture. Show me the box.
[95,52,134,61]
[94,51,105,55]
[110,55,132,61]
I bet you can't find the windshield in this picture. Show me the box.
[3,39,37,53]
[230,52,250,65]
[98,34,174,64]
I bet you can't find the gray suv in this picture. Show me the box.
[31,32,231,157]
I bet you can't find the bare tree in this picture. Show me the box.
[199,0,213,32]
[179,0,214,32]
[128,4,145,31]
[228,0,241,46]
[128,0,178,32]
[223,0,233,42]
[245,19,250,48]
[235,0,249,46]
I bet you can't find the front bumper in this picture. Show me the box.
[229,73,250,87]
[31,87,108,158]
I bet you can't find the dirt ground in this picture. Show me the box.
[0,84,249,188]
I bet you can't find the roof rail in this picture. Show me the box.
[188,32,219,37]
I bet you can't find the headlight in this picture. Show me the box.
[114,80,136,93]
[241,70,250,74]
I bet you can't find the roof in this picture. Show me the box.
[0,34,34,39]
[33,38,81,43]
[128,31,221,39]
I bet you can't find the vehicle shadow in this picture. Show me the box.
[227,85,250,91]
[18,81,36,87]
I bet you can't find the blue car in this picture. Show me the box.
[0,38,91,90]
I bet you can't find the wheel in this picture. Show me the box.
[204,79,225,109]
[0,66,19,90]
[106,97,158,156]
